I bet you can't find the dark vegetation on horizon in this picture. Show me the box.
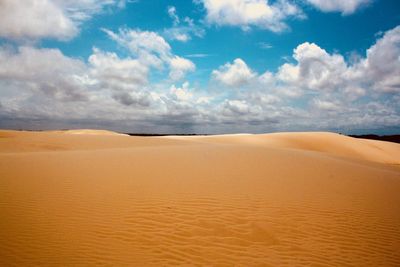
[126,133,400,144]
[349,134,400,144]
[125,133,209,136]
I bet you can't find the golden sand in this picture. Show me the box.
[0,130,399,266]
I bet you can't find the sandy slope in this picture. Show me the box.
[0,130,399,266]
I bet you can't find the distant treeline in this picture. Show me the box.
[349,134,400,144]
[125,133,209,136]
[126,133,400,144]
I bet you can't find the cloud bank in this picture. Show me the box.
[0,25,399,133]
[0,0,398,134]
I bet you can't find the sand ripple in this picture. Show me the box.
[1,194,400,266]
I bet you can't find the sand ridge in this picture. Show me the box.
[54,129,129,136]
[163,131,400,165]
[0,130,399,266]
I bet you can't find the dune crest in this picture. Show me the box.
[166,132,400,165]
[258,132,400,164]
[57,129,127,136]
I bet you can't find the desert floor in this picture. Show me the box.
[0,130,399,266]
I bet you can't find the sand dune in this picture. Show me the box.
[0,130,399,266]
[180,132,400,165]
[55,129,128,136]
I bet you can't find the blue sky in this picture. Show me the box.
[0,0,399,134]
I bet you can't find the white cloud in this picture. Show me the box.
[197,96,213,104]
[185,54,211,58]
[206,25,400,131]
[111,91,151,107]
[0,0,125,41]
[277,42,348,91]
[197,0,304,32]
[103,28,171,67]
[164,8,205,42]
[53,0,127,20]
[169,56,196,81]
[212,58,256,87]
[222,100,251,115]
[258,42,273,49]
[258,71,275,86]
[306,0,371,15]
[0,0,77,41]
[88,48,149,90]
[0,46,87,101]
[219,30,399,98]
[286,27,400,96]
[167,6,180,25]
[0,44,199,129]
[258,93,281,104]
[359,26,400,93]
[312,99,340,111]
[164,29,191,42]
[87,47,154,107]
[170,82,193,101]
[104,28,195,81]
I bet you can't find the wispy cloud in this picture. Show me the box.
[163,6,205,42]
[185,53,211,58]
[258,42,273,49]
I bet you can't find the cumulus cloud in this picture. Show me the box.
[0,46,87,101]
[212,58,256,87]
[277,42,348,91]
[112,91,151,107]
[280,26,400,96]
[169,56,196,80]
[306,0,372,15]
[164,29,191,42]
[213,26,400,98]
[170,82,193,101]
[88,48,149,89]
[222,100,251,115]
[197,0,304,32]
[103,28,195,80]
[0,0,125,41]
[312,99,341,111]
[0,0,77,41]
[0,44,199,131]
[208,25,400,131]
[0,26,199,131]
[358,26,400,93]
[103,28,170,67]
[273,27,400,96]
